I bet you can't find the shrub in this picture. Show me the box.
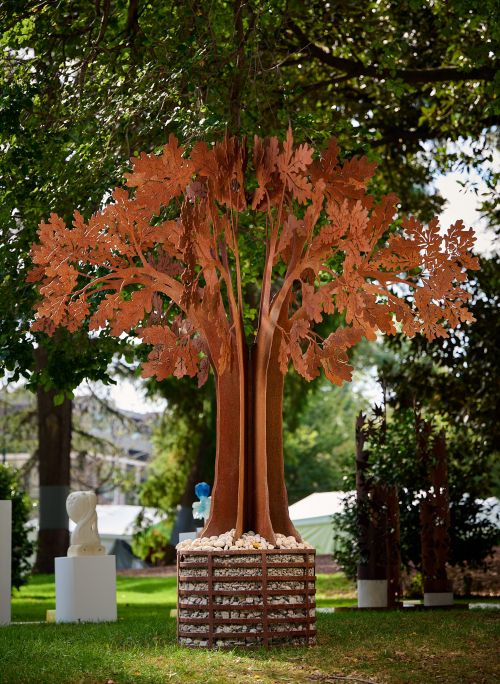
[132,511,173,566]
[0,464,34,590]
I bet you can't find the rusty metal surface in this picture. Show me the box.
[177,548,316,648]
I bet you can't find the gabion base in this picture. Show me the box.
[177,548,316,648]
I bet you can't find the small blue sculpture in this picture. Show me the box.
[192,482,211,522]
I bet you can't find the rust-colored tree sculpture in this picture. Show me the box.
[29,129,478,545]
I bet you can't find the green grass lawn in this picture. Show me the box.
[1,574,498,684]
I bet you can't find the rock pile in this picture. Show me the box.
[176,529,313,552]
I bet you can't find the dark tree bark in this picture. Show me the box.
[363,483,389,582]
[34,348,71,573]
[228,0,246,134]
[356,413,374,579]
[287,20,498,85]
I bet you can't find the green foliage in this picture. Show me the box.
[0,464,34,590]
[407,572,425,599]
[379,256,500,496]
[138,376,215,515]
[329,256,500,581]
[0,385,156,501]
[0,386,37,455]
[138,368,364,520]
[1,2,497,387]
[284,380,365,503]
[132,376,215,561]
[331,492,359,582]
[131,519,173,567]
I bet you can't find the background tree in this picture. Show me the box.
[278,1,498,219]
[379,255,500,497]
[1,1,497,561]
[284,378,364,503]
[137,376,216,558]
[0,384,155,504]
[0,464,34,590]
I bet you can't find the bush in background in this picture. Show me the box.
[0,464,34,590]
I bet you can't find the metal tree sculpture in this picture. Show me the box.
[29,129,478,544]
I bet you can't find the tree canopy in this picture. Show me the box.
[2,0,496,383]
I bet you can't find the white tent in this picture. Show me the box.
[289,493,500,555]
[289,491,350,554]
[69,505,163,553]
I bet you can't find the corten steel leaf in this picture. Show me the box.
[29,129,479,544]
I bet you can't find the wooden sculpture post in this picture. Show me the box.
[30,130,477,645]
[418,422,454,607]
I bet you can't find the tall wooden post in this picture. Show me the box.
[418,423,453,606]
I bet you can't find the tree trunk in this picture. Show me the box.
[34,350,71,572]
[201,367,242,537]
[355,412,372,579]
[201,329,299,542]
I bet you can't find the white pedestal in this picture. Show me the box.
[424,591,454,607]
[0,501,12,625]
[357,579,388,608]
[55,555,117,623]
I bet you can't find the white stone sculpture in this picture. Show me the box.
[66,491,105,557]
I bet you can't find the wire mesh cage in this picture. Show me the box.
[177,548,316,648]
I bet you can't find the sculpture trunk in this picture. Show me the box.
[202,330,299,542]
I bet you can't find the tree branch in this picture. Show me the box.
[287,21,498,84]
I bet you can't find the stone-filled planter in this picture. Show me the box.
[177,548,316,648]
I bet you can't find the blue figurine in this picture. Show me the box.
[192,482,211,522]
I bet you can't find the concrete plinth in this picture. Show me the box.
[0,500,12,625]
[357,579,388,608]
[55,555,117,623]
[424,591,454,607]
